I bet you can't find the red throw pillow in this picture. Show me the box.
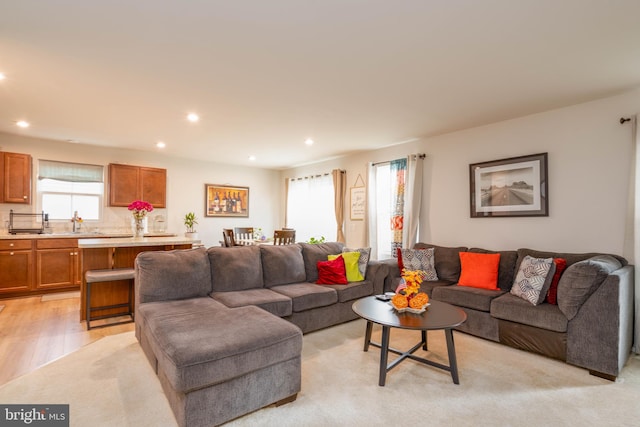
[316,255,348,285]
[546,258,567,304]
[396,247,404,271]
[458,252,500,290]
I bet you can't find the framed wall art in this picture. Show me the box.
[205,184,249,217]
[469,152,548,218]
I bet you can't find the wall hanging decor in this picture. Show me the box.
[469,152,548,218]
[350,174,366,220]
[205,184,249,217]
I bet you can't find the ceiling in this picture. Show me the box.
[1,1,639,170]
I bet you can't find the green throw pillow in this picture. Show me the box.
[328,252,364,282]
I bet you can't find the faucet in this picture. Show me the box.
[72,211,80,232]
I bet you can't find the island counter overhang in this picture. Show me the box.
[79,236,200,322]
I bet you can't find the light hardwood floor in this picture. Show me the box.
[0,294,134,386]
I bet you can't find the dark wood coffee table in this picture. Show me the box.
[352,296,467,386]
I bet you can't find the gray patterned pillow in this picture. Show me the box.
[343,247,371,278]
[511,255,555,305]
[400,248,438,281]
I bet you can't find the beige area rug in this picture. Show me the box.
[1,320,639,427]
[40,291,81,302]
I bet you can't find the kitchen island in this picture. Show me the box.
[78,236,199,322]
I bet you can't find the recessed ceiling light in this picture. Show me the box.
[304,138,314,146]
[16,120,29,128]
[0,72,6,81]
[187,113,199,123]
[156,141,166,148]
[248,155,256,161]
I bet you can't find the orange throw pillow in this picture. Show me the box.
[458,252,500,290]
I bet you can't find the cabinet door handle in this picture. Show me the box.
[9,243,14,247]
[10,252,14,256]
[23,195,27,199]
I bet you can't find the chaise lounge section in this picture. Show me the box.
[135,242,387,426]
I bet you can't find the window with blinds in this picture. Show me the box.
[37,160,104,221]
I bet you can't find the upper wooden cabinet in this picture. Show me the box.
[0,152,32,204]
[108,163,166,208]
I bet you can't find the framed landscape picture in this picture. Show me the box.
[205,184,249,217]
[469,152,548,218]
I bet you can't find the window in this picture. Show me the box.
[286,173,335,243]
[37,160,104,221]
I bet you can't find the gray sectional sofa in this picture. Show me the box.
[383,243,634,380]
[134,242,387,427]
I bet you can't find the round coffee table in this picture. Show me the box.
[352,296,467,386]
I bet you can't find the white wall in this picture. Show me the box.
[283,88,640,256]
[0,133,281,247]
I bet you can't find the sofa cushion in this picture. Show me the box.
[322,280,374,303]
[299,242,345,282]
[458,252,500,290]
[343,247,371,277]
[146,305,302,393]
[399,248,438,281]
[260,244,306,287]
[138,297,227,325]
[329,251,364,282]
[136,247,212,304]
[491,293,568,333]
[468,248,518,291]
[432,284,506,312]
[210,288,292,317]
[510,255,556,305]
[317,256,348,284]
[414,243,468,283]
[207,246,264,291]
[270,283,338,312]
[557,255,622,320]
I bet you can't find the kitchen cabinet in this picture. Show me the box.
[108,163,166,208]
[0,240,34,293]
[35,239,81,290]
[1,151,32,204]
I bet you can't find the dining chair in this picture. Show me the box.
[273,229,296,245]
[234,227,254,243]
[222,228,240,247]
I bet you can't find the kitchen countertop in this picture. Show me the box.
[78,236,200,248]
[0,232,177,240]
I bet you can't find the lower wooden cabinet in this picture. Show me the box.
[0,238,81,296]
[35,239,81,290]
[0,243,33,293]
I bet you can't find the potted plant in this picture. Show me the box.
[184,212,198,239]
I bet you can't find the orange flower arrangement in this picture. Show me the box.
[391,269,430,310]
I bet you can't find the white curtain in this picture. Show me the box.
[625,114,640,353]
[402,154,424,248]
[367,162,378,259]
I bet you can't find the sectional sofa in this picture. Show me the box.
[134,242,387,427]
[383,243,634,380]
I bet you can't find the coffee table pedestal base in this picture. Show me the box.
[363,321,460,386]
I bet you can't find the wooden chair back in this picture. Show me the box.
[234,227,254,243]
[222,229,237,247]
[273,229,296,245]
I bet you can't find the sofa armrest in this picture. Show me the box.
[365,260,391,295]
[566,265,634,378]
